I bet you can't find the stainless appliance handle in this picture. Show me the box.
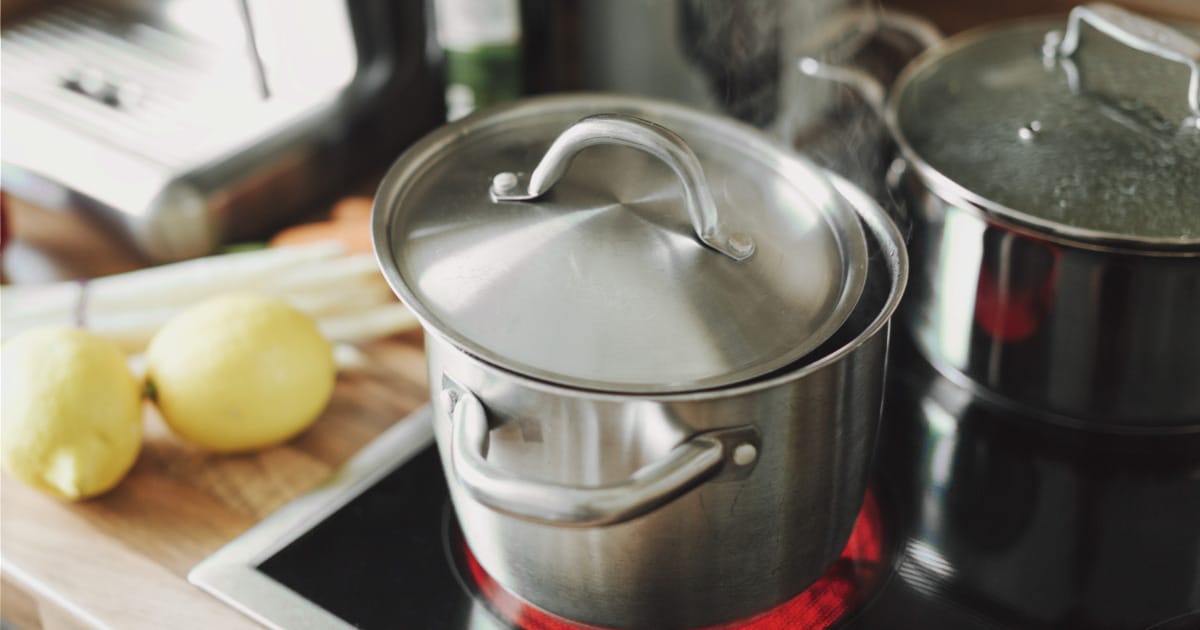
[489,113,755,260]
[1052,2,1200,116]
[440,384,759,528]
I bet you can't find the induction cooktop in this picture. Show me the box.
[190,345,1200,630]
[190,407,967,630]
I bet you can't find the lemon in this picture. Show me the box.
[145,293,335,452]
[1,328,143,500]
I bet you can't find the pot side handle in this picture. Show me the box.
[440,384,760,528]
[796,9,942,118]
[487,113,755,261]
[796,10,941,242]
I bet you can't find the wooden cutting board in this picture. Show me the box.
[0,332,431,630]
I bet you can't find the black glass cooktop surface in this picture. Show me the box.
[191,346,1200,630]
[256,445,469,628]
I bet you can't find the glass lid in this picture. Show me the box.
[892,4,1200,248]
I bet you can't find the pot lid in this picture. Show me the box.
[374,95,868,393]
[891,4,1200,248]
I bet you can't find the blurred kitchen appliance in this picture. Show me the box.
[523,0,867,127]
[1,0,443,262]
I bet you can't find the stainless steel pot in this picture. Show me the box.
[372,94,907,628]
[888,4,1200,429]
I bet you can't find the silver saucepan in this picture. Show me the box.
[372,94,906,628]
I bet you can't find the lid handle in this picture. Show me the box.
[490,114,755,260]
[1051,3,1200,116]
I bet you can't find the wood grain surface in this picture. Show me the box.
[0,331,430,629]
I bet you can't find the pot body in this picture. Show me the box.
[429,326,887,629]
[420,175,905,629]
[900,171,1200,428]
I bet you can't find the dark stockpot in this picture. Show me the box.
[888,4,1200,429]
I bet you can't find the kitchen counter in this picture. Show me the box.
[4,3,1197,627]
[0,332,431,629]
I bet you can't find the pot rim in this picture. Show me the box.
[886,15,1200,254]
[401,170,907,403]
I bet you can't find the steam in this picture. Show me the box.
[673,0,915,205]
[569,0,929,213]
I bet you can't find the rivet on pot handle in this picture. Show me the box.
[441,381,760,528]
[489,113,755,261]
[1048,3,1200,117]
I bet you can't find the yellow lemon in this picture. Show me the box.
[1,328,143,500]
[145,293,335,452]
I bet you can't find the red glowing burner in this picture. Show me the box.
[460,491,885,630]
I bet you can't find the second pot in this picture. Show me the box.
[889,4,1200,428]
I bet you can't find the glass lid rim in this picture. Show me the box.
[886,17,1200,251]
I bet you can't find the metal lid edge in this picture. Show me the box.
[372,93,876,393]
[378,172,906,403]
